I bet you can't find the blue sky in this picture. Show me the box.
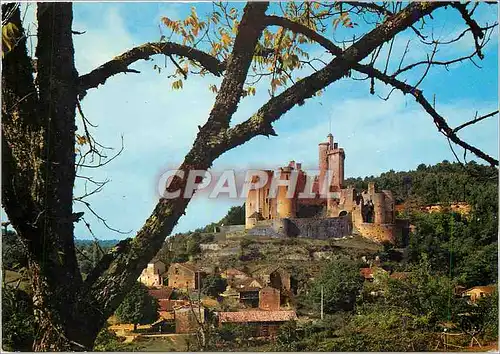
[10,2,499,240]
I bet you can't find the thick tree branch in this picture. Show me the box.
[2,3,103,350]
[201,2,269,132]
[345,1,428,41]
[223,2,447,150]
[35,1,81,277]
[77,42,225,96]
[263,15,343,56]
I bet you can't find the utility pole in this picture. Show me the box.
[320,285,324,320]
[197,270,202,319]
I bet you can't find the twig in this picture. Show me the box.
[75,200,132,235]
[453,110,499,133]
[168,54,188,79]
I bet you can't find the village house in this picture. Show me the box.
[222,276,283,311]
[174,304,205,334]
[157,298,192,321]
[217,310,297,338]
[148,287,173,301]
[233,277,264,308]
[259,287,281,311]
[167,262,204,290]
[138,260,167,287]
[252,266,291,292]
[222,268,250,282]
[360,267,375,282]
[158,300,176,320]
[462,285,497,303]
[360,266,390,282]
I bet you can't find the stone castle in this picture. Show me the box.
[245,134,408,244]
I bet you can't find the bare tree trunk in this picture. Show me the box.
[2,3,102,350]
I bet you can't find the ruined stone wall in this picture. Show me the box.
[283,217,352,239]
[354,223,396,243]
[247,217,351,239]
[247,219,283,237]
[372,193,386,224]
[382,190,395,224]
[220,225,245,233]
[395,218,410,246]
[175,307,204,334]
[200,243,221,251]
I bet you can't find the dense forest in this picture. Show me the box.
[345,160,497,206]
[2,160,498,351]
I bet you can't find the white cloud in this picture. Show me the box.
[73,7,135,75]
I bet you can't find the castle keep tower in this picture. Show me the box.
[318,134,345,194]
[244,133,403,244]
[318,141,329,194]
[327,140,345,191]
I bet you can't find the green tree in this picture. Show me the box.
[1,229,27,270]
[220,205,245,226]
[1,286,35,351]
[115,282,159,331]
[275,320,299,351]
[186,238,202,256]
[93,326,126,351]
[383,257,456,329]
[212,323,254,349]
[202,275,228,298]
[308,257,364,314]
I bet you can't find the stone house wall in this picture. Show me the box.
[259,287,280,311]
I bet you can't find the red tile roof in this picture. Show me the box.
[169,262,198,273]
[158,299,189,312]
[158,299,173,312]
[232,277,263,292]
[224,268,249,278]
[360,268,374,279]
[148,287,173,300]
[218,310,297,323]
